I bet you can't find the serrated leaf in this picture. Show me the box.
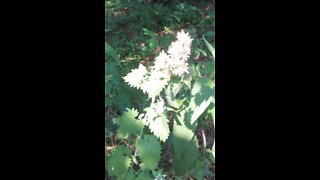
[117,109,145,139]
[107,145,132,178]
[142,107,157,123]
[123,64,148,89]
[136,135,161,170]
[172,123,199,176]
[149,115,170,142]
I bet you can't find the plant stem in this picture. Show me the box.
[202,129,207,152]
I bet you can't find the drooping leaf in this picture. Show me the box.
[172,122,199,176]
[197,48,207,57]
[117,108,145,139]
[185,77,215,127]
[136,135,161,170]
[107,145,132,178]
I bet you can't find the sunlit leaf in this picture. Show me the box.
[117,108,145,139]
[107,145,132,178]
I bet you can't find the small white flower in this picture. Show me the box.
[122,30,193,98]
[166,30,193,76]
[154,51,169,71]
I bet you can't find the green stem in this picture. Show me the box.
[202,129,207,153]
[131,128,144,170]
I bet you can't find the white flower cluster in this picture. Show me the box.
[124,30,193,98]
[154,30,193,77]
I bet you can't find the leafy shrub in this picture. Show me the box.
[106,30,215,179]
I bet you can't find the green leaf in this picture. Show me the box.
[197,48,207,57]
[152,169,164,178]
[107,145,132,178]
[203,61,215,77]
[149,115,170,142]
[149,38,159,50]
[172,122,199,176]
[194,159,204,179]
[143,28,157,37]
[131,156,138,165]
[136,135,161,170]
[123,170,136,180]
[117,108,145,139]
[211,107,215,128]
[105,43,120,61]
[105,61,121,86]
[203,36,215,59]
